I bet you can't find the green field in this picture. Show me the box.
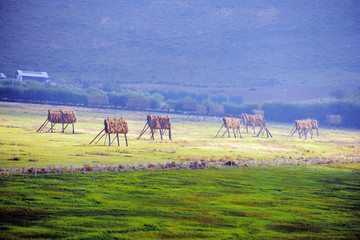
[1,167,360,239]
[0,102,359,170]
[1,102,360,239]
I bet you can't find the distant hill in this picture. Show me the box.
[1,0,359,89]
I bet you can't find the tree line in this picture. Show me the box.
[0,80,359,128]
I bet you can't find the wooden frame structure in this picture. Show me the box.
[325,115,342,128]
[138,115,172,140]
[37,110,77,134]
[215,117,242,138]
[186,104,206,122]
[241,113,272,138]
[288,119,319,139]
[89,118,128,146]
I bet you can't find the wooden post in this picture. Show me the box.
[214,160,217,168]
[160,129,163,140]
[37,119,49,133]
[35,167,37,177]
[176,162,179,169]
[318,157,321,164]
[187,161,189,169]
[105,163,108,173]
[151,129,154,140]
[283,158,285,166]
[215,124,225,137]
[157,162,160,170]
[59,165,62,175]
[22,168,25,178]
[138,163,140,171]
[10,167,12,177]
[126,163,129,171]
[125,134,128,146]
[137,123,149,139]
[261,159,263,167]
[83,165,86,174]
[254,159,256,167]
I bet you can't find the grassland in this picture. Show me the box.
[0,102,360,239]
[1,166,360,239]
[0,102,359,170]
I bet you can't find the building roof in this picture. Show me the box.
[16,70,49,78]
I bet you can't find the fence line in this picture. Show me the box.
[3,156,360,178]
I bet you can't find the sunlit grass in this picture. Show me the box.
[0,102,360,169]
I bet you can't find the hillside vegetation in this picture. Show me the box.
[1,0,359,88]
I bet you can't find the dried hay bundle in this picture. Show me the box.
[48,110,62,123]
[104,118,128,134]
[127,98,149,109]
[88,95,109,105]
[295,119,313,131]
[196,104,206,115]
[310,119,318,129]
[160,116,172,129]
[147,115,171,129]
[326,115,342,125]
[61,110,77,124]
[223,117,241,129]
[183,100,197,111]
[241,113,264,127]
[211,105,224,116]
[252,109,264,119]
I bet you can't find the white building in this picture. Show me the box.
[16,70,50,82]
[0,73,6,79]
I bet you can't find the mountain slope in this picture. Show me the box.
[0,0,359,88]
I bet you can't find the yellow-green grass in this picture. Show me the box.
[1,166,359,239]
[0,102,360,169]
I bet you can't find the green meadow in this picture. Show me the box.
[0,102,360,239]
[1,167,359,239]
[0,102,359,170]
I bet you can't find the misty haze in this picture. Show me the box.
[0,1,359,239]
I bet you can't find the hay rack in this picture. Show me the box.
[90,118,129,146]
[138,115,172,140]
[215,117,242,138]
[37,110,77,134]
[288,119,319,139]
